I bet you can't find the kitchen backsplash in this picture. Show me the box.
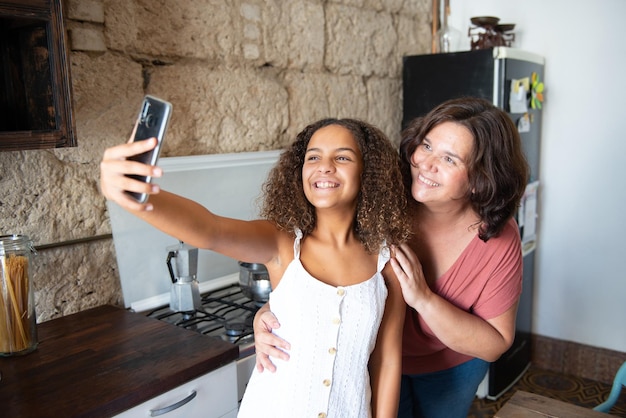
[108,150,280,308]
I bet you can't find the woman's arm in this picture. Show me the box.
[369,264,405,418]
[390,243,517,362]
[100,138,279,263]
[252,303,291,372]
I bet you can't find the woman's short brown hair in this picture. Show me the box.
[400,97,529,241]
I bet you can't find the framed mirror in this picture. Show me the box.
[0,0,76,151]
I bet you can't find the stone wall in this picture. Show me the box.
[0,0,431,322]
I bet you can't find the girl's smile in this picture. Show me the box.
[302,124,363,209]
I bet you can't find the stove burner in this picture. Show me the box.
[144,283,259,350]
[225,322,247,337]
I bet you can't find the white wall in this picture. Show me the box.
[446,0,626,353]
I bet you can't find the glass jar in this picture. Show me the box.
[0,234,38,356]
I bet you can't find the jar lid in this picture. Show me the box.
[0,235,36,255]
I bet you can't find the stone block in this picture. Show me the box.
[366,76,402,143]
[284,71,368,139]
[66,0,105,23]
[69,25,107,52]
[147,64,289,155]
[105,0,241,61]
[261,0,325,70]
[325,4,398,77]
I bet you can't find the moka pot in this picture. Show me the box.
[166,241,201,312]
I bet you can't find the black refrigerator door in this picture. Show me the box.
[487,250,535,399]
[402,49,495,129]
[501,58,544,182]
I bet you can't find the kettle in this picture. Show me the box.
[166,241,201,312]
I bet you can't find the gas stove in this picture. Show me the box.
[136,276,262,403]
[144,282,261,359]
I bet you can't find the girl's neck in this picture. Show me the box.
[311,210,357,248]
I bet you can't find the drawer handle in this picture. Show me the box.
[150,390,197,417]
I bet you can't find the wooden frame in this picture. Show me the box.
[0,0,76,151]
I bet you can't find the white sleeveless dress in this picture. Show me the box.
[237,229,390,418]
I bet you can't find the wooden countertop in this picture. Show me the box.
[0,305,239,418]
[495,390,612,417]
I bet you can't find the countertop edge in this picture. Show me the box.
[0,305,240,418]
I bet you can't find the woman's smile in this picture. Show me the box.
[417,173,440,187]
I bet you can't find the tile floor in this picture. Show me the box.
[468,365,626,417]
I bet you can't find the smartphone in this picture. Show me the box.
[125,95,172,203]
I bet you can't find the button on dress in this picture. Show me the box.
[237,229,390,418]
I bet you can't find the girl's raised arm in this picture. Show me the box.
[100,138,280,264]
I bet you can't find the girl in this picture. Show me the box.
[99,118,411,417]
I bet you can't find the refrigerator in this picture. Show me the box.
[402,47,544,400]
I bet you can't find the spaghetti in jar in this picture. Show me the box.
[0,235,37,356]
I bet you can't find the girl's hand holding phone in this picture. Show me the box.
[100,95,171,210]
[124,95,171,203]
[100,137,163,211]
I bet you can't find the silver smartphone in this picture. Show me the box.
[125,95,172,203]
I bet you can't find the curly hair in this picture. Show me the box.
[260,118,412,253]
[400,97,529,242]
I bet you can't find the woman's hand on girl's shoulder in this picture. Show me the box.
[390,243,431,311]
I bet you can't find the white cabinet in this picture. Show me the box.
[236,354,256,403]
[114,363,238,418]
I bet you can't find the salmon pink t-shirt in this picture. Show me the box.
[402,218,523,374]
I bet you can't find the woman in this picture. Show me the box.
[253,98,529,418]
[100,118,410,417]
